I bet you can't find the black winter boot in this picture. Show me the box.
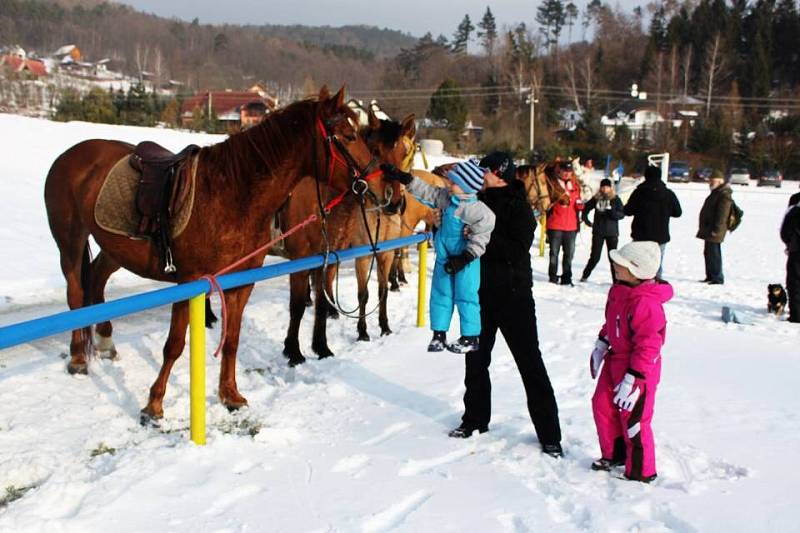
[427,331,447,352]
[448,423,488,438]
[446,335,479,354]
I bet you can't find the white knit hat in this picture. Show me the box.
[609,241,662,280]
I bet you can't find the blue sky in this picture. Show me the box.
[118,0,641,38]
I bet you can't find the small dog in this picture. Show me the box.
[767,284,787,316]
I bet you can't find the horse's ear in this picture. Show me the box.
[318,85,331,102]
[367,107,380,130]
[400,114,416,138]
[333,86,346,109]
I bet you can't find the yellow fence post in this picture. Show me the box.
[417,239,428,327]
[189,293,206,445]
[539,213,547,257]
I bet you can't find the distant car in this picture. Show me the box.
[692,167,713,182]
[757,170,783,188]
[668,162,691,183]
[728,168,751,186]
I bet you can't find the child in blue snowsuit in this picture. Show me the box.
[382,160,496,353]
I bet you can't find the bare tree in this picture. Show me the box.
[582,55,594,109]
[681,44,692,98]
[701,33,726,118]
[563,60,582,111]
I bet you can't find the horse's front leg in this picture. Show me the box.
[218,284,254,411]
[355,256,370,341]
[283,271,308,366]
[141,301,189,423]
[378,251,394,336]
[389,249,401,292]
[311,268,334,358]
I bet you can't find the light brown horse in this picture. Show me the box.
[276,111,415,364]
[44,87,390,421]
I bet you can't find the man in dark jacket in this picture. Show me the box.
[449,151,563,458]
[581,178,625,282]
[781,192,800,322]
[696,170,732,285]
[624,164,682,278]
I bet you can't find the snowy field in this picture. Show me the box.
[0,114,798,532]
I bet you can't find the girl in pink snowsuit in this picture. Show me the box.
[589,241,673,482]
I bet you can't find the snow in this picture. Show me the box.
[0,113,799,531]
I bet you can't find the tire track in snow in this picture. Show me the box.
[360,489,432,532]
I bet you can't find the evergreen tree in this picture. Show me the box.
[451,14,475,55]
[477,7,498,56]
[428,79,467,131]
[773,0,800,87]
[565,2,578,43]
[81,88,117,124]
[536,0,567,56]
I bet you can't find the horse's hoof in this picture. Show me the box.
[225,402,248,413]
[357,333,370,342]
[304,300,313,308]
[389,285,400,292]
[312,345,334,358]
[139,411,162,428]
[67,362,88,375]
[287,355,306,367]
[380,328,393,337]
[97,348,118,360]
[327,308,340,320]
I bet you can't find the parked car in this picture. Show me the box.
[757,169,783,188]
[668,161,691,183]
[692,167,713,182]
[728,167,751,186]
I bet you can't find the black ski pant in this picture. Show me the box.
[582,234,618,281]
[704,241,724,284]
[788,252,800,323]
[462,291,562,445]
[548,230,577,283]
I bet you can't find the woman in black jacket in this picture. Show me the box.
[449,152,563,458]
[580,178,625,282]
[781,193,800,323]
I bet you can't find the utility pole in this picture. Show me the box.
[526,91,539,152]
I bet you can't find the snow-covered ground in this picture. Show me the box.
[0,114,798,532]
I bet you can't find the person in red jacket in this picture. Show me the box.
[546,162,584,285]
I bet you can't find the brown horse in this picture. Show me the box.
[277,110,415,365]
[44,87,390,420]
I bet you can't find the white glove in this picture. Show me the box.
[589,338,609,379]
[613,373,643,411]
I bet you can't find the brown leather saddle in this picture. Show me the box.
[128,141,201,273]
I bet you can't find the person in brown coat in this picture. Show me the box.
[696,170,733,285]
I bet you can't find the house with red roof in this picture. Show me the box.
[181,89,277,129]
[0,55,48,78]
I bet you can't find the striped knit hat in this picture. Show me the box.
[447,160,486,194]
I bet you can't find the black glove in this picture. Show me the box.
[380,163,413,185]
[444,251,475,275]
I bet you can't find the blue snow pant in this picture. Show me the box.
[430,259,481,336]
[429,199,481,336]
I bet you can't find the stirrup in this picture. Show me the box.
[163,248,177,273]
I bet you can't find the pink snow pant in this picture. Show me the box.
[592,356,659,479]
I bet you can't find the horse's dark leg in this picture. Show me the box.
[324,264,339,319]
[355,256,370,341]
[304,276,313,307]
[389,249,401,292]
[89,251,121,359]
[398,248,409,285]
[218,285,253,411]
[283,271,308,366]
[378,251,394,336]
[141,301,189,422]
[311,269,334,358]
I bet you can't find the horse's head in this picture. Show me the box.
[363,109,416,215]
[316,86,379,197]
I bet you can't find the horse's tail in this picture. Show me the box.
[81,242,92,307]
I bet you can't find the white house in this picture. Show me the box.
[601,100,665,141]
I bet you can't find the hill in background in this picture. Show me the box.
[0,0,416,92]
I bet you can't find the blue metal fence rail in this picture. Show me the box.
[0,233,430,350]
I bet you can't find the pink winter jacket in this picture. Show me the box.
[598,280,674,382]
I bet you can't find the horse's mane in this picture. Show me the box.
[361,118,402,152]
[200,98,321,188]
